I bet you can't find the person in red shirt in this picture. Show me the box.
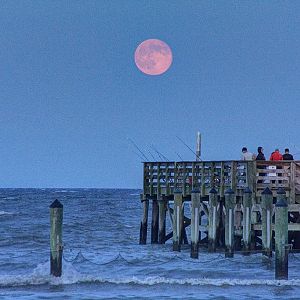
[270,148,283,161]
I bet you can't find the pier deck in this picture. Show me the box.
[143,160,300,202]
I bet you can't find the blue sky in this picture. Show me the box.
[1,1,300,188]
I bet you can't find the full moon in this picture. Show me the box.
[134,39,172,75]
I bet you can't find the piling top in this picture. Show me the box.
[225,188,234,195]
[209,188,218,194]
[191,188,200,193]
[275,198,288,207]
[261,187,272,195]
[243,187,252,194]
[50,199,63,208]
[277,188,286,195]
[174,188,182,194]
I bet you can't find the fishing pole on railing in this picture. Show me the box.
[147,148,156,161]
[151,144,170,162]
[175,151,184,161]
[176,135,202,161]
[127,137,149,161]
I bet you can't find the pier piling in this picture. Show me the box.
[208,188,218,252]
[158,196,166,244]
[151,199,159,244]
[261,187,273,257]
[50,199,63,277]
[225,189,235,258]
[242,187,252,254]
[275,188,289,280]
[191,189,201,258]
[173,189,183,251]
[139,195,149,244]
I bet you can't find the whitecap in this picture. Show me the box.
[0,211,14,216]
[90,276,300,287]
[1,266,300,288]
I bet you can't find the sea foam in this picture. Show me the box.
[1,261,300,288]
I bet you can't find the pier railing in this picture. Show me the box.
[143,160,300,203]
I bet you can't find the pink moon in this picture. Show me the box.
[134,39,172,75]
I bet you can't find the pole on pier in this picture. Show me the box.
[242,187,252,254]
[158,196,167,244]
[196,131,201,161]
[173,189,183,252]
[275,188,289,280]
[225,189,235,258]
[50,199,63,277]
[139,195,149,244]
[151,199,159,244]
[261,187,273,257]
[191,189,201,258]
[208,188,218,252]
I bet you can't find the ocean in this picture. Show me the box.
[1,188,300,299]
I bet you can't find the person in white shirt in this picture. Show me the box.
[241,147,254,160]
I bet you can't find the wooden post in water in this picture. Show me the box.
[275,188,289,280]
[225,188,235,258]
[191,189,201,258]
[242,187,252,254]
[158,196,166,244]
[173,189,183,252]
[151,199,159,244]
[208,188,218,252]
[139,195,149,244]
[50,199,63,277]
[261,187,273,257]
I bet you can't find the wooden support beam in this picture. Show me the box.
[242,187,252,254]
[225,188,235,258]
[261,187,273,257]
[151,199,159,244]
[191,189,201,258]
[139,195,149,245]
[173,189,183,251]
[208,188,218,252]
[158,196,167,244]
[275,188,289,280]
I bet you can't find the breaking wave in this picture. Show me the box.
[1,261,300,288]
[0,211,14,216]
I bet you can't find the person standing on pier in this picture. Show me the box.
[256,147,266,183]
[270,148,283,161]
[282,148,294,160]
[241,147,255,160]
[269,148,283,184]
[256,147,266,161]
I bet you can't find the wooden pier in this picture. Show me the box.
[140,160,300,278]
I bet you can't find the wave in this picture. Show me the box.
[0,211,14,216]
[1,261,300,288]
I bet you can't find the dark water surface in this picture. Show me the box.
[0,188,300,299]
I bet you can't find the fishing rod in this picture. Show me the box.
[175,151,184,161]
[127,138,149,161]
[150,145,170,162]
[132,150,144,162]
[176,135,202,161]
[147,148,156,161]
[150,145,165,161]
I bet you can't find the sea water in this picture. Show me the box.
[0,188,300,299]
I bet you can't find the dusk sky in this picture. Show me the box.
[1,1,300,188]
